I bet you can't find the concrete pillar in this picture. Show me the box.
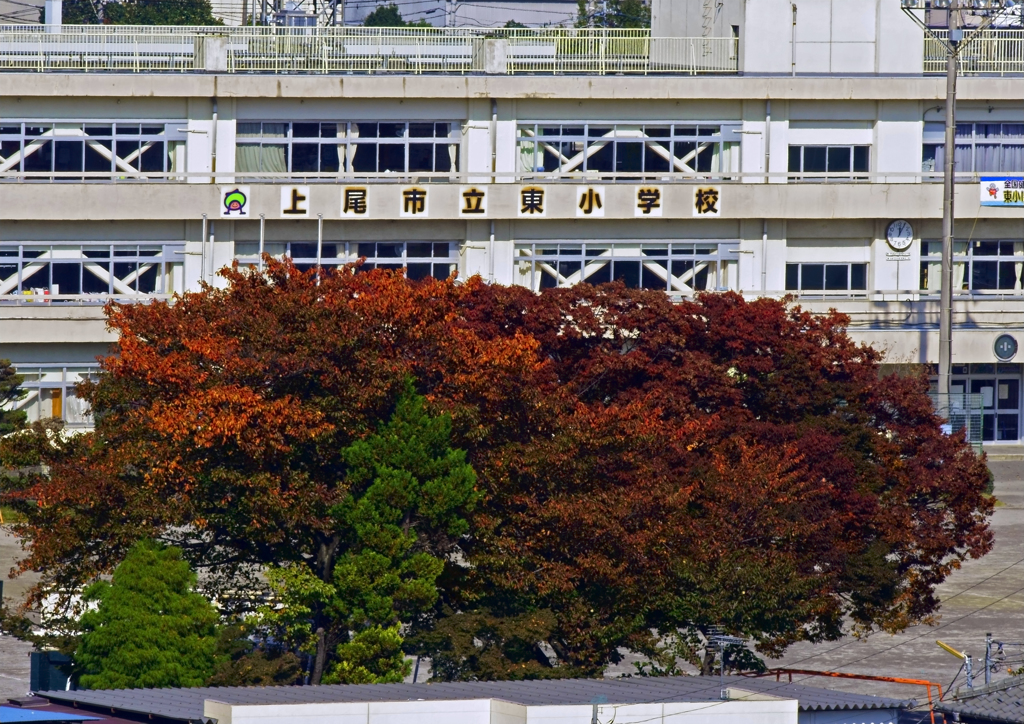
[44,0,62,32]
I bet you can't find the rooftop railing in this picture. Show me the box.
[0,26,739,75]
[925,28,1024,74]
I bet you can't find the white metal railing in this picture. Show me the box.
[925,29,1024,74]
[0,26,738,75]
[0,170,1016,184]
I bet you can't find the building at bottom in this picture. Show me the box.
[29,676,918,724]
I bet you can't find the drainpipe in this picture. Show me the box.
[210,97,218,182]
[490,98,497,183]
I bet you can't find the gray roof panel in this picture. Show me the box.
[40,676,913,723]
[937,677,1024,723]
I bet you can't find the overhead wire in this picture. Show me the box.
[587,556,1024,724]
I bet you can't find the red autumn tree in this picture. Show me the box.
[1,260,992,680]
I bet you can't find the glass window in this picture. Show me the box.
[920,239,1024,293]
[0,121,185,180]
[923,123,1024,175]
[233,241,458,282]
[785,263,868,293]
[789,145,870,180]
[9,364,99,427]
[235,121,460,177]
[516,123,739,177]
[514,242,739,293]
[0,242,184,299]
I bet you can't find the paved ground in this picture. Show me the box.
[0,525,39,699]
[0,449,1020,702]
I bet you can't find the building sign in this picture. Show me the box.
[518,186,546,218]
[693,186,721,217]
[635,186,663,217]
[981,177,1024,207]
[576,186,605,217]
[341,187,369,217]
[459,186,487,217]
[400,187,429,217]
[280,186,310,218]
[220,186,250,218]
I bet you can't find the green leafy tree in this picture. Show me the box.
[363,3,430,27]
[38,0,100,23]
[206,624,303,686]
[576,0,649,28]
[261,382,477,683]
[103,0,220,24]
[75,540,219,689]
[0,360,27,436]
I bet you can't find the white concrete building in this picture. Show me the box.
[0,1,1022,445]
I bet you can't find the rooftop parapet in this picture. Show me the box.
[0,26,739,75]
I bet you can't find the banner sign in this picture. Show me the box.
[981,177,1024,207]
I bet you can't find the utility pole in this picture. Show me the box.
[901,0,1008,397]
[938,7,958,397]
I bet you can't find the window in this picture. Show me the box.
[943,364,1023,442]
[788,145,869,179]
[785,263,868,292]
[923,123,1024,175]
[10,364,98,427]
[235,122,460,176]
[516,124,740,176]
[513,242,739,293]
[920,240,1024,293]
[0,122,186,179]
[0,242,184,298]
[234,241,458,281]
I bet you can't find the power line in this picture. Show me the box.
[593,556,1024,724]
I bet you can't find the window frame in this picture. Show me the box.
[0,241,184,299]
[922,122,1024,175]
[920,239,1024,293]
[234,240,460,282]
[513,241,740,293]
[515,122,742,178]
[234,121,462,178]
[9,363,99,428]
[0,120,187,180]
[787,144,870,180]
[784,262,869,293]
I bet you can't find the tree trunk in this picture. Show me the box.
[311,627,327,684]
[309,534,341,685]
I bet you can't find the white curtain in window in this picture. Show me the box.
[1015,241,1023,292]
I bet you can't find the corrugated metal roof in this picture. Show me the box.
[39,676,912,723]
[937,676,1024,723]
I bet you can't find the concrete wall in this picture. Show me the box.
[654,0,923,75]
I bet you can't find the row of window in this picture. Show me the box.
[0,243,183,296]
[1,239,1022,299]
[920,240,1024,292]
[235,121,461,176]
[0,123,186,176]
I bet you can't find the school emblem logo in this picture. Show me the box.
[223,188,248,215]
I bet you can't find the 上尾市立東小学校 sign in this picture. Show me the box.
[981,177,1024,207]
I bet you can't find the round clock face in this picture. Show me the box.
[886,220,914,252]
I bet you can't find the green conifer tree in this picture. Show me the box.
[0,360,27,436]
[75,540,219,689]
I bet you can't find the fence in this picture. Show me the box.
[925,29,1024,75]
[0,26,739,75]
[930,392,984,451]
